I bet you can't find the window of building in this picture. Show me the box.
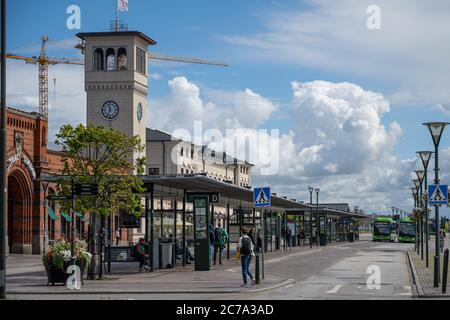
[117,47,128,70]
[94,48,104,71]
[106,48,116,71]
[148,167,160,175]
[181,168,184,174]
[180,147,184,157]
[211,150,216,158]
[136,47,146,74]
[191,149,194,159]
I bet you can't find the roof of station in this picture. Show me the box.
[141,174,309,210]
[38,174,367,218]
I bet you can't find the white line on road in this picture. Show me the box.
[326,284,343,294]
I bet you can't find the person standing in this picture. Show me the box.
[237,227,255,287]
[298,229,306,246]
[115,228,121,246]
[213,223,228,265]
[440,229,447,253]
[209,224,215,267]
[286,226,292,250]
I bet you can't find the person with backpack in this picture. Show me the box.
[213,223,228,265]
[237,227,255,287]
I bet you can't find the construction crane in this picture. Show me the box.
[6,35,84,118]
[8,35,228,118]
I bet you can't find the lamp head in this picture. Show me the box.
[416,151,433,169]
[423,122,449,147]
[414,170,425,185]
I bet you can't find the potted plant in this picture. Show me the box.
[43,239,92,286]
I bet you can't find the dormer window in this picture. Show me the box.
[106,48,116,71]
[117,47,127,70]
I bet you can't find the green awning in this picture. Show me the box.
[76,212,86,222]
[48,207,57,220]
[61,212,72,222]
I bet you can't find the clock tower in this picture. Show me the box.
[77,31,156,163]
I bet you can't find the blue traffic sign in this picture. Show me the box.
[428,184,448,205]
[254,187,271,207]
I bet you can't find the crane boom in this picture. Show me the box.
[9,36,228,118]
[148,52,228,67]
[6,36,84,117]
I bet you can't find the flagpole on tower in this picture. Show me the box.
[115,0,119,32]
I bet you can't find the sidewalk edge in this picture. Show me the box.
[406,250,425,297]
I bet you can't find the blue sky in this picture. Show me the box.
[6,0,450,215]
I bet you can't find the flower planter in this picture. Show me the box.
[44,261,85,286]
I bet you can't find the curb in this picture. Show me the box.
[6,278,294,296]
[406,250,424,297]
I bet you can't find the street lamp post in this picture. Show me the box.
[423,122,449,288]
[415,171,425,260]
[0,0,6,300]
[412,186,418,253]
[308,186,313,249]
[315,188,320,247]
[413,179,421,255]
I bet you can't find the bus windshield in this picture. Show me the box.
[399,222,415,237]
[374,222,391,236]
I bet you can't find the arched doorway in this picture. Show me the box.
[8,169,33,254]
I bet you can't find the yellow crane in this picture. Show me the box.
[7,36,84,118]
[8,35,228,118]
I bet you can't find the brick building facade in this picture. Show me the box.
[5,107,69,254]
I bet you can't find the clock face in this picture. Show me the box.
[101,101,119,120]
[137,103,143,122]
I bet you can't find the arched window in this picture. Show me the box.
[106,48,116,71]
[117,47,127,70]
[94,48,104,71]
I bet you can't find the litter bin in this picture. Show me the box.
[159,242,173,268]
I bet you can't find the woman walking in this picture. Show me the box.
[237,227,255,287]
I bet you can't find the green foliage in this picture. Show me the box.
[43,239,92,270]
[54,124,146,217]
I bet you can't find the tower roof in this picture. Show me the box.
[76,31,157,45]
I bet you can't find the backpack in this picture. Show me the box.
[240,236,252,255]
[214,228,222,243]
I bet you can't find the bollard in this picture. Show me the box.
[255,253,260,285]
[443,249,449,293]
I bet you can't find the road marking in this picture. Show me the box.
[326,284,343,294]
[394,285,412,296]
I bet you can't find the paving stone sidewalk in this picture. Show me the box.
[408,236,450,297]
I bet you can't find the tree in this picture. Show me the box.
[55,124,146,279]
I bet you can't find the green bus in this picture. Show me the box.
[373,216,395,242]
[398,217,415,243]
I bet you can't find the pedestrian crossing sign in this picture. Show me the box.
[428,184,448,205]
[254,187,271,207]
